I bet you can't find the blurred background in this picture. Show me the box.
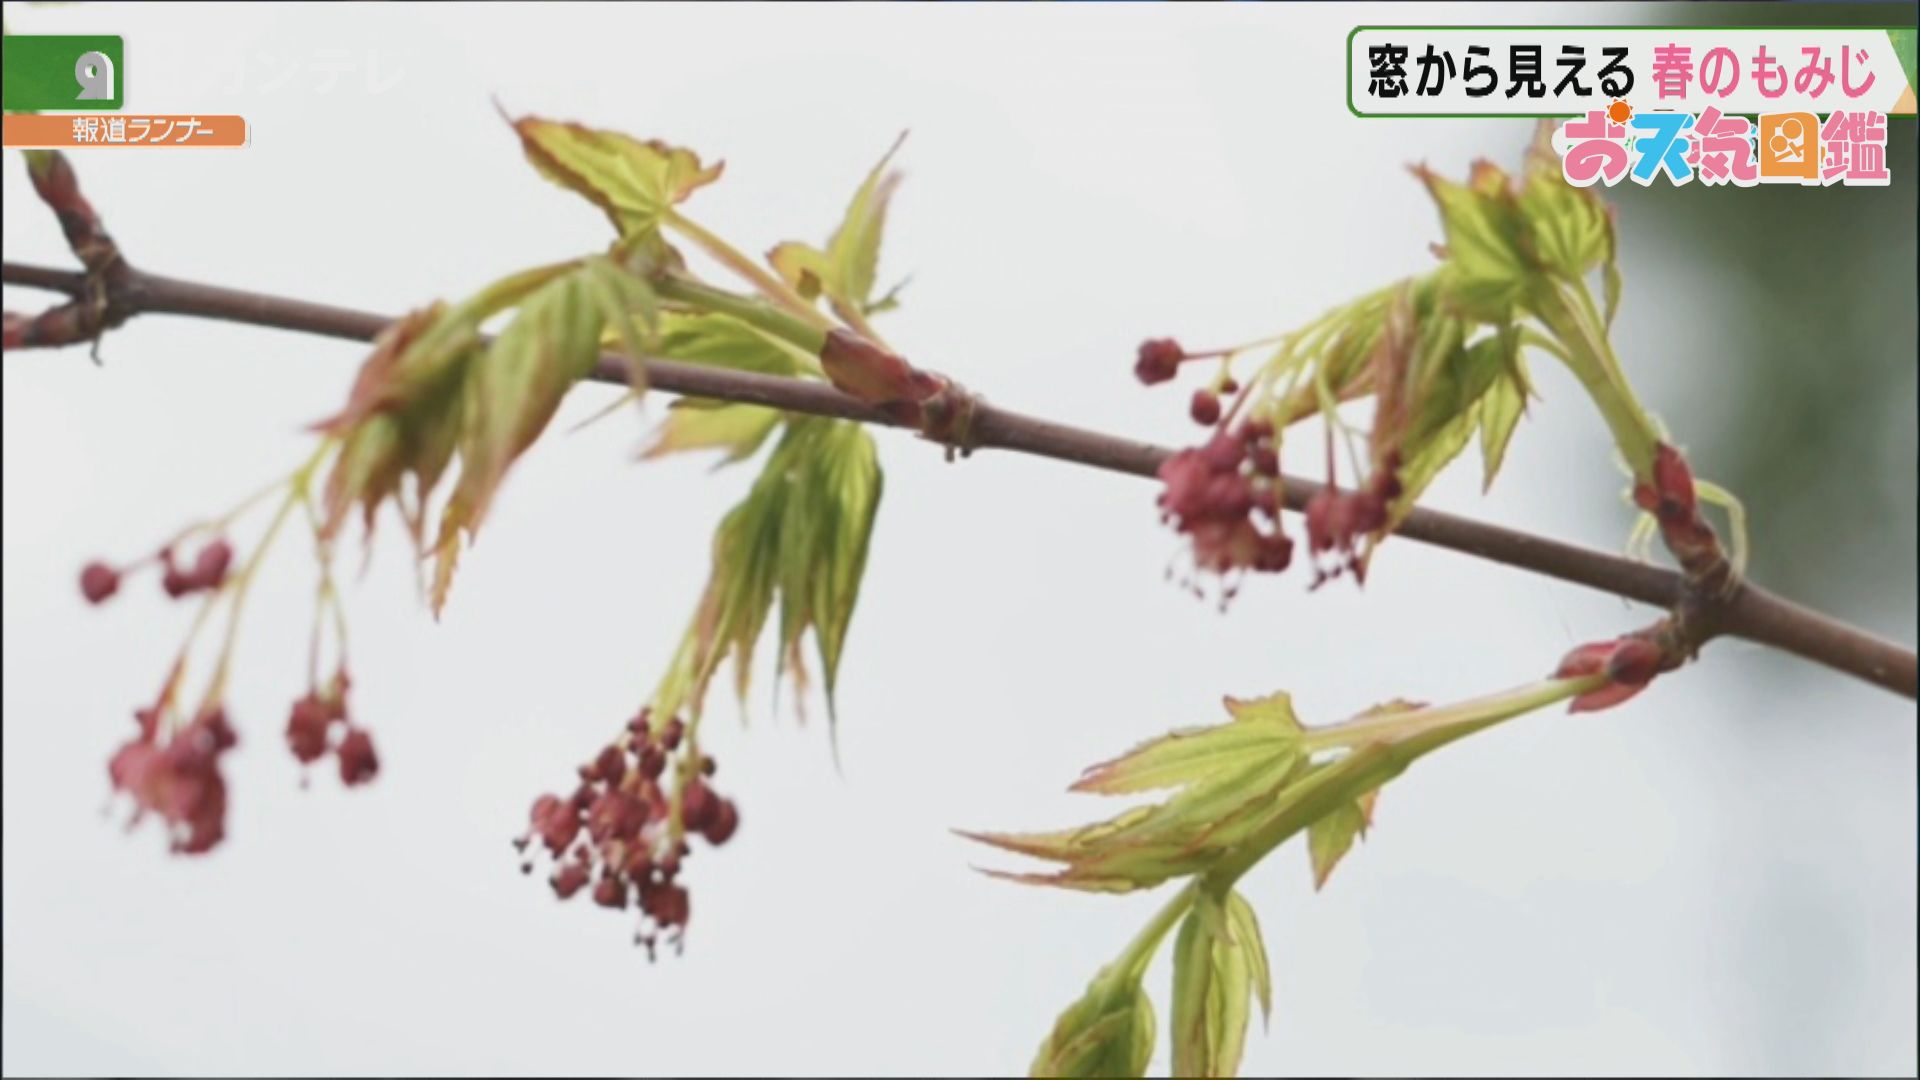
[3,3,1913,1076]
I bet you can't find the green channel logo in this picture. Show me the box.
[2,35,125,111]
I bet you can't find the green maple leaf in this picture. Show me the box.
[767,132,911,320]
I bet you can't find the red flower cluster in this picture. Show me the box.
[1156,422,1294,580]
[516,709,740,955]
[82,516,374,858]
[338,728,378,785]
[1190,388,1222,425]
[108,703,236,854]
[1136,337,1298,590]
[1302,452,1401,587]
[1134,334,1420,594]
[78,537,235,607]
[286,671,378,786]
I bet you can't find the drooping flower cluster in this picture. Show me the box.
[107,701,236,854]
[286,670,378,787]
[516,708,740,955]
[81,474,373,860]
[1138,338,1293,593]
[1301,450,1400,588]
[1155,424,1293,585]
[1138,333,1418,594]
[86,535,245,855]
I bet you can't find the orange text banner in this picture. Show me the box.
[2,114,248,148]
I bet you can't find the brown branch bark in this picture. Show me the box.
[4,259,1913,700]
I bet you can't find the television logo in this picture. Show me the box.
[1,35,125,111]
[1,33,246,149]
[75,50,116,100]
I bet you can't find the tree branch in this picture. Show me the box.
[5,259,1913,700]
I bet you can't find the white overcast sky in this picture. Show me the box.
[3,3,1915,1077]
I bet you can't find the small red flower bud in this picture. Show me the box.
[161,566,194,598]
[644,882,690,929]
[1189,389,1222,426]
[638,746,667,780]
[286,695,332,764]
[80,561,120,604]
[701,798,739,846]
[1253,532,1294,573]
[336,727,378,786]
[194,706,238,751]
[680,780,719,832]
[1134,338,1185,385]
[192,540,234,589]
[1251,446,1280,477]
[535,795,581,855]
[550,860,590,899]
[592,875,629,910]
[660,718,684,752]
[109,738,157,790]
[593,745,626,784]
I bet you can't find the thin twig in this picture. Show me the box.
[4,259,1913,700]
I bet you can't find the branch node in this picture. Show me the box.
[920,381,982,462]
[6,151,136,358]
